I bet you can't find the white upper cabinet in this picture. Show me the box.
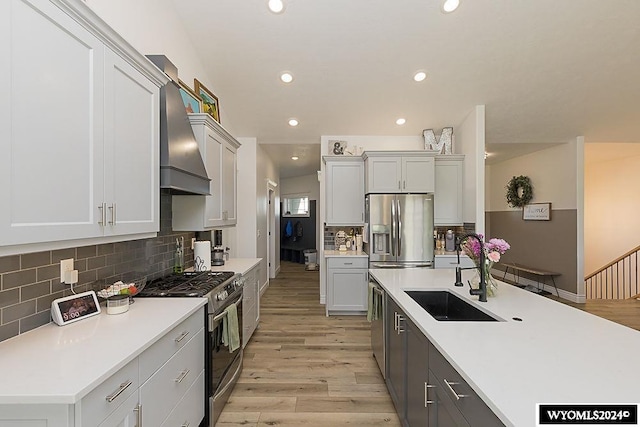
[172,114,240,230]
[324,156,365,225]
[364,151,435,194]
[0,0,167,253]
[104,48,160,236]
[434,155,464,226]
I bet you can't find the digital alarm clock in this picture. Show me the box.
[51,290,101,326]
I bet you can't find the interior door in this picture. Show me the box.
[397,194,434,264]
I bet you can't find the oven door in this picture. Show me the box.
[204,290,243,426]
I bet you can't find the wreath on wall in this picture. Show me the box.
[505,175,533,208]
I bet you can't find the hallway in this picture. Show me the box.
[217,261,401,426]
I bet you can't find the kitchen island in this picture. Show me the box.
[370,268,640,427]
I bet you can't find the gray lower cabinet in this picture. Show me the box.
[384,296,504,427]
[406,319,430,426]
[386,296,407,424]
[429,343,504,426]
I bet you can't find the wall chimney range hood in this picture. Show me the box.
[146,55,210,195]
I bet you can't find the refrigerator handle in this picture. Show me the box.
[397,199,402,257]
[391,198,396,256]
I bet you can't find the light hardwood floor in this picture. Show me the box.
[218,261,640,426]
[217,261,401,426]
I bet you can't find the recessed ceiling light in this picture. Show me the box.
[280,72,293,83]
[396,118,406,125]
[288,118,299,127]
[268,0,285,14]
[291,156,299,160]
[442,0,460,13]
[413,71,427,82]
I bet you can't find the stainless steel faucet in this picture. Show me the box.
[455,233,487,302]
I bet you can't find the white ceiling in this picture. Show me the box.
[173,0,640,177]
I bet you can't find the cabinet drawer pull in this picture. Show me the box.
[174,369,190,383]
[174,331,190,343]
[343,262,353,265]
[181,423,190,427]
[425,383,435,406]
[443,379,467,400]
[105,380,133,402]
[134,404,142,427]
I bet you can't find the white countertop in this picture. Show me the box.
[324,250,368,257]
[0,298,206,405]
[210,258,261,275]
[369,268,640,427]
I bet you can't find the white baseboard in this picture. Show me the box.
[497,270,585,303]
[260,280,269,297]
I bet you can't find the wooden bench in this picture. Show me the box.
[501,262,561,297]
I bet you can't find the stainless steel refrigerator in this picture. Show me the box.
[365,194,434,268]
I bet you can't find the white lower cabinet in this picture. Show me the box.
[326,257,368,314]
[0,307,205,427]
[242,263,261,347]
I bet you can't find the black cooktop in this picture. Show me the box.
[139,271,236,297]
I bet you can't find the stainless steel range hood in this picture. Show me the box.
[147,55,210,195]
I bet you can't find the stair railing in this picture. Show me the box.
[585,245,640,299]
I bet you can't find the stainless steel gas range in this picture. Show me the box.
[138,271,244,426]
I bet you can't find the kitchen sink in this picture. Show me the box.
[405,290,499,321]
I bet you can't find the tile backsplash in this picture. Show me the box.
[0,191,196,343]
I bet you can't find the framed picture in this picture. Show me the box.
[194,78,220,123]
[178,79,202,114]
[523,202,552,221]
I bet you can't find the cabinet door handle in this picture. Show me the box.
[398,180,401,190]
[443,379,467,400]
[181,423,190,427]
[108,203,116,225]
[397,315,404,334]
[134,404,142,427]
[174,331,190,343]
[98,203,106,226]
[394,312,399,331]
[105,380,133,402]
[403,180,406,189]
[425,383,436,406]
[174,369,190,383]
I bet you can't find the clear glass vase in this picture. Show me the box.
[470,261,498,297]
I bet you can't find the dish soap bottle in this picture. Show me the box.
[173,238,184,273]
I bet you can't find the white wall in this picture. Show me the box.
[85,0,236,134]
[584,145,640,275]
[487,142,578,211]
[236,138,279,290]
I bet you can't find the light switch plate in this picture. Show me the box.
[60,258,74,283]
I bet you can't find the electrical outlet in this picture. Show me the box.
[60,258,74,283]
[191,238,196,250]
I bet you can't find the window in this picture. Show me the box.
[283,195,310,217]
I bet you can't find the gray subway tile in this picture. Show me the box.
[0,289,20,309]
[20,310,51,333]
[37,291,65,313]
[21,281,51,301]
[98,243,115,255]
[87,255,107,270]
[37,264,59,282]
[2,300,36,323]
[0,321,19,343]
[0,256,20,274]
[2,269,37,290]
[78,269,97,285]
[52,248,76,263]
[21,251,51,269]
[77,245,97,259]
